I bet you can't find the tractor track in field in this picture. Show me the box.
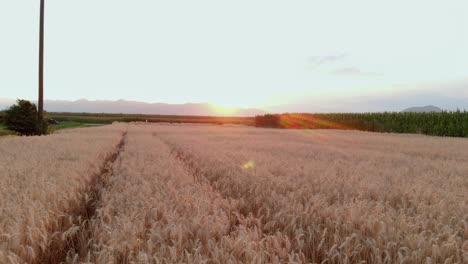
[152,132,246,238]
[152,132,324,263]
[36,131,127,264]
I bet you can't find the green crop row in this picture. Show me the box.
[255,112,468,137]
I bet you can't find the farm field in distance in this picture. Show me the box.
[1,123,467,263]
[48,112,254,126]
[0,124,15,137]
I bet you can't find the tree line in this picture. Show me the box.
[3,99,467,138]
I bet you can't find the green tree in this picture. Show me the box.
[4,99,48,135]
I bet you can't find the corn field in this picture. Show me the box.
[1,123,467,263]
[255,112,468,137]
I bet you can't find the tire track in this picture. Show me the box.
[152,132,251,241]
[152,132,355,263]
[36,131,127,264]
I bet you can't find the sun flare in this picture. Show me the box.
[210,104,240,116]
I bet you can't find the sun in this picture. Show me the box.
[209,104,239,116]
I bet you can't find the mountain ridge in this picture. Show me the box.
[402,105,443,113]
[0,98,265,117]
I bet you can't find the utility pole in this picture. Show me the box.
[38,0,45,134]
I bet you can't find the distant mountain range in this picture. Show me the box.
[0,98,453,116]
[0,98,265,117]
[402,105,443,113]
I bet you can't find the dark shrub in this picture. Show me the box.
[255,114,281,128]
[4,99,48,135]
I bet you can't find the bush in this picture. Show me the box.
[255,114,281,128]
[4,99,48,135]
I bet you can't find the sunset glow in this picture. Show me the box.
[1,1,467,263]
[1,0,467,112]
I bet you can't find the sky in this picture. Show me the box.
[1,0,467,112]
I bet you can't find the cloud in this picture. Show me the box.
[262,77,468,113]
[331,67,379,77]
[307,53,347,66]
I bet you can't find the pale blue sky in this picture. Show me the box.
[1,0,467,112]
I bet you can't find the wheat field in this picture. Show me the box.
[1,123,467,264]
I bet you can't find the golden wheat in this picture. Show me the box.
[1,123,467,263]
[0,124,127,263]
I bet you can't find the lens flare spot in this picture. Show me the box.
[242,161,255,169]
